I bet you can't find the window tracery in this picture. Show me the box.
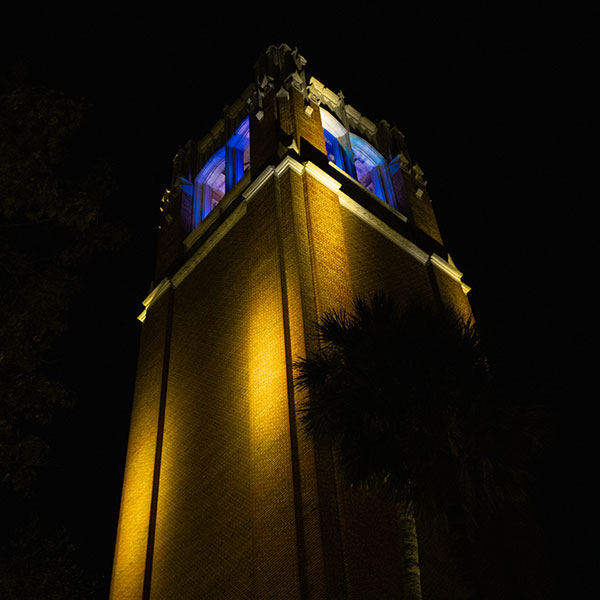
[192,117,250,227]
[320,108,397,210]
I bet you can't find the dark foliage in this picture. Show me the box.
[0,524,102,600]
[0,83,124,496]
[295,293,544,525]
[0,81,124,598]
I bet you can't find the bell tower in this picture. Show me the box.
[110,44,472,599]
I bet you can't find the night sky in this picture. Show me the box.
[3,8,594,597]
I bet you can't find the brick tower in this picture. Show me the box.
[109,45,472,599]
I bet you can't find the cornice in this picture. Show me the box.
[139,157,469,321]
[138,277,173,323]
[429,253,471,293]
[173,200,247,290]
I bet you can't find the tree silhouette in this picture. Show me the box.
[295,293,545,598]
[1,78,124,598]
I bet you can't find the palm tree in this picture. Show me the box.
[294,293,541,598]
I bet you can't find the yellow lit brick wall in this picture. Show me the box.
[112,150,473,600]
[301,170,412,598]
[110,294,170,600]
[149,213,253,598]
[302,173,354,313]
[246,177,300,599]
[294,169,354,599]
[432,266,473,322]
[280,167,331,600]
[340,206,434,308]
[334,207,432,598]
[144,176,313,599]
[403,176,443,246]
[339,200,473,600]
[276,87,326,156]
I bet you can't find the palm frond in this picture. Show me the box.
[294,293,544,526]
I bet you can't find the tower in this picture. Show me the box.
[110,45,472,599]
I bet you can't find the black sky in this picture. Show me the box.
[3,8,595,596]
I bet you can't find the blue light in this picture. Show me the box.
[192,117,251,227]
[324,129,345,170]
[321,108,397,207]
[350,134,397,208]
[226,117,250,190]
[194,147,226,226]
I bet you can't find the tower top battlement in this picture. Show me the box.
[254,44,309,93]
[155,47,445,285]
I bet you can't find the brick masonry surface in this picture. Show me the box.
[111,70,474,599]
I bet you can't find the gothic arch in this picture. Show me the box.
[193,117,250,226]
[320,108,397,209]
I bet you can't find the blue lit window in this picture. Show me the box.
[194,148,226,225]
[226,117,250,191]
[324,131,356,177]
[321,109,397,209]
[193,117,250,227]
[321,110,356,178]
[350,134,397,210]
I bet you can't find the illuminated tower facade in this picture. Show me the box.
[110,45,472,599]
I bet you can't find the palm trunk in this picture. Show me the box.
[396,501,422,600]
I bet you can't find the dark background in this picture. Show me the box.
[3,8,594,597]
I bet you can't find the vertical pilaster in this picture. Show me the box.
[109,292,171,600]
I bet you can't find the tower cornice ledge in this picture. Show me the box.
[138,155,469,321]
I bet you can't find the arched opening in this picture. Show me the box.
[192,117,251,227]
[350,134,397,210]
[320,108,397,209]
[194,147,226,226]
[226,117,251,190]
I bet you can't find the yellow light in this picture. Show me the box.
[109,391,160,599]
